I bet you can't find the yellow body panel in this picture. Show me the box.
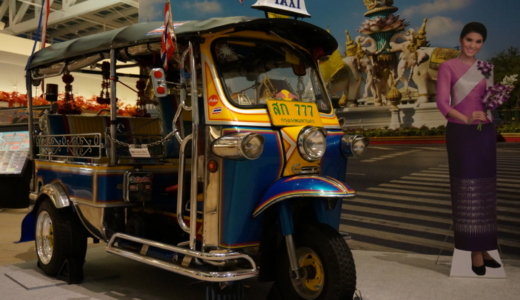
[199,30,340,127]
[280,126,321,176]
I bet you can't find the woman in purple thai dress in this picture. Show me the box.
[436,22,501,276]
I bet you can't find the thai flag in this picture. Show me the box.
[161,1,176,71]
[40,0,50,49]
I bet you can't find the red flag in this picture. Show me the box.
[161,1,176,71]
[40,0,50,49]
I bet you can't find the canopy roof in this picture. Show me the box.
[28,16,338,70]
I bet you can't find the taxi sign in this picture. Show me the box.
[266,100,322,127]
[252,0,311,18]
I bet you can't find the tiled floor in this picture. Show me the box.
[1,208,519,300]
[0,208,37,266]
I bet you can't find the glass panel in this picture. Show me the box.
[214,39,331,112]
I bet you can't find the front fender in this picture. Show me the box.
[38,182,71,209]
[18,182,71,243]
[252,175,355,218]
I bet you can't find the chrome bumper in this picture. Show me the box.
[106,233,258,282]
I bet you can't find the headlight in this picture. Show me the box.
[341,135,369,158]
[298,127,326,162]
[211,133,265,160]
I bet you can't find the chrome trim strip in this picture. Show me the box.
[71,198,135,208]
[34,161,180,174]
[106,233,258,282]
[74,203,108,242]
[253,193,355,218]
[189,41,200,251]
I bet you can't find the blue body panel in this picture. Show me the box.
[36,166,177,205]
[38,168,97,200]
[219,127,354,248]
[320,130,349,229]
[322,130,348,182]
[219,127,283,248]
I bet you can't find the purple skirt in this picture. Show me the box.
[446,122,498,251]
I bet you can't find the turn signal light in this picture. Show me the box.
[341,135,370,158]
[150,68,167,97]
[208,159,218,173]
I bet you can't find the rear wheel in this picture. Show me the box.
[35,200,87,277]
[274,223,356,300]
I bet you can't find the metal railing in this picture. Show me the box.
[36,133,104,159]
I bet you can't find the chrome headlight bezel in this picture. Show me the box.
[211,132,265,160]
[297,127,327,162]
[341,134,369,158]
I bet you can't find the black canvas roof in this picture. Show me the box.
[28,16,338,70]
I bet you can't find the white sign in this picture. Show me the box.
[128,145,151,158]
[252,0,311,18]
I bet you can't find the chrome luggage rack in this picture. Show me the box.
[36,133,104,159]
[106,233,258,282]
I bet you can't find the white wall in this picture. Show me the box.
[0,32,136,105]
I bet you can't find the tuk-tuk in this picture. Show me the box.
[20,11,368,300]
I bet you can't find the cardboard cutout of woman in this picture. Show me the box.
[436,22,505,278]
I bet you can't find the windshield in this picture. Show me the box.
[213,39,331,113]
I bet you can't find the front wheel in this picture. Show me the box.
[35,200,87,277]
[274,223,356,300]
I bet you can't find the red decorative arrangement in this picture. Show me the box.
[0,90,139,116]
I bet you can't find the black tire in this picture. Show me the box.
[273,223,356,300]
[35,200,87,277]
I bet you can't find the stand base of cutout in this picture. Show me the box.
[450,249,506,278]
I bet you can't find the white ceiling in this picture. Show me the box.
[0,0,138,43]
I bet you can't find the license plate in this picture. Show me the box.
[266,100,323,127]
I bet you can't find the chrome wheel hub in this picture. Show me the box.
[291,247,324,299]
[36,211,54,265]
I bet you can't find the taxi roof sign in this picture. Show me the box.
[252,0,311,18]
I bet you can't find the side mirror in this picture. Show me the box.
[150,68,168,97]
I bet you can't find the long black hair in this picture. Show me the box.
[460,22,487,42]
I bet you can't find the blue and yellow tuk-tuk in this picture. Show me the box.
[20,8,368,300]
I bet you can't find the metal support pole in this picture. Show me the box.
[109,49,117,164]
[278,201,300,279]
[26,71,34,161]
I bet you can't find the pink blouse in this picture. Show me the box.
[436,58,492,125]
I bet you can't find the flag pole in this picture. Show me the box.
[40,0,50,95]
[167,0,178,55]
